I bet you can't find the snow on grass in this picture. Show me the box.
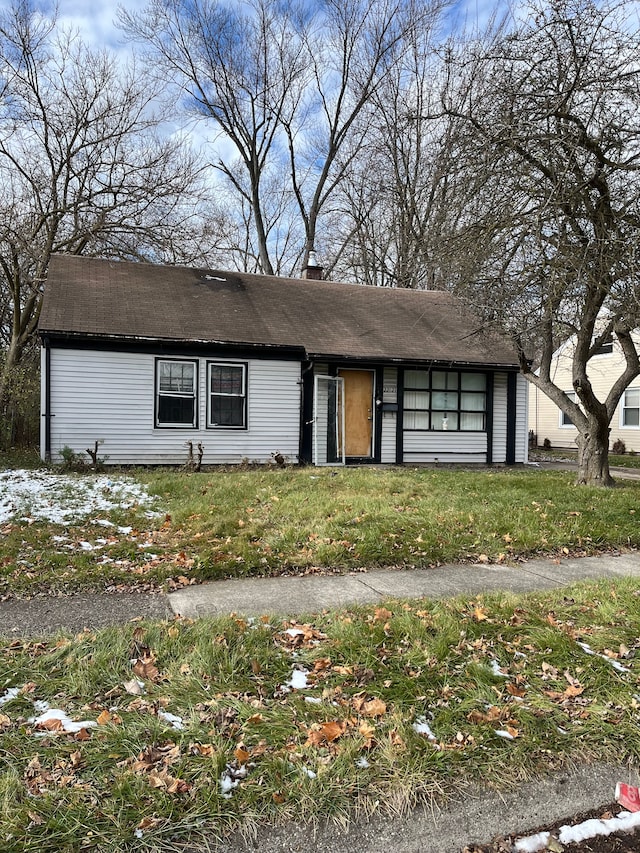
[0,469,157,524]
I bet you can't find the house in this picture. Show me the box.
[528,332,640,452]
[38,255,529,467]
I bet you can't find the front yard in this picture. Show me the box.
[2,463,640,598]
[0,461,639,851]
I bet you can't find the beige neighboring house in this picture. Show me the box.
[529,331,640,452]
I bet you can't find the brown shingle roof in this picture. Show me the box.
[38,255,518,367]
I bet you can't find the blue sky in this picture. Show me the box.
[52,0,511,54]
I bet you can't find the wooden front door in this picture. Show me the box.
[338,369,374,458]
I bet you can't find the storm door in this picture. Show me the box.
[313,375,345,465]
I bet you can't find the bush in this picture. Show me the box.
[612,438,626,455]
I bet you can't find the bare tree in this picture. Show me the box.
[439,0,640,486]
[328,44,460,288]
[0,2,210,434]
[120,0,309,275]
[120,0,445,276]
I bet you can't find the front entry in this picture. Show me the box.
[338,369,375,458]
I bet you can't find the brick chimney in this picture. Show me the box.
[301,249,323,280]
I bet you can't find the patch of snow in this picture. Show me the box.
[219,764,248,798]
[304,696,322,705]
[412,717,437,741]
[286,669,309,690]
[516,808,640,850]
[302,766,317,779]
[495,729,516,740]
[559,809,640,843]
[356,757,370,768]
[514,831,551,852]
[490,660,509,677]
[577,641,630,673]
[30,707,97,734]
[0,687,21,706]
[0,469,157,524]
[158,711,184,730]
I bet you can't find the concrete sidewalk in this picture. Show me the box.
[167,550,640,620]
[2,551,639,637]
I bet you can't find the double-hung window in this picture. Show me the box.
[156,359,198,427]
[403,370,486,431]
[622,388,640,427]
[560,390,578,427]
[208,362,247,428]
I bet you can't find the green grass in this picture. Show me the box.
[0,579,638,851]
[3,465,640,597]
[532,446,640,469]
[1,462,639,848]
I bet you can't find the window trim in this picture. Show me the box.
[155,358,199,429]
[620,387,640,429]
[403,369,487,432]
[207,361,248,430]
[559,390,578,428]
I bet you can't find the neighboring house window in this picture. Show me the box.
[622,388,640,427]
[403,370,486,431]
[208,362,247,428]
[560,390,577,427]
[593,338,614,356]
[156,359,198,427]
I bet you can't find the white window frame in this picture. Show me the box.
[620,388,640,429]
[559,390,578,428]
[207,361,247,429]
[155,358,198,429]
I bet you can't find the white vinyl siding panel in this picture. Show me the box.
[492,373,508,463]
[380,367,397,464]
[515,374,528,462]
[47,349,301,465]
[403,431,487,463]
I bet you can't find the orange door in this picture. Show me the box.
[338,370,374,457]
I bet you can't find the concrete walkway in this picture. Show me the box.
[167,550,640,620]
[2,551,640,638]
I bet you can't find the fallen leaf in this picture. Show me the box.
[305,720,346,746]
[373,607,392,622]
[362,698,387,718]
[473,605,489,622]
[133,656,161,683]
[234,746,250,764]
[359,720,376,747]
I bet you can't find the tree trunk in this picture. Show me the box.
[575,419,615,487]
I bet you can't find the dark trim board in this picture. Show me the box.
[40,333,306,362]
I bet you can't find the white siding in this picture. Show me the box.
[515,373,528,463]
[40,346,47,460]
[492,373,508,463]
[47,348,301,465]
[403,431,487,463]
[380,367,398,464]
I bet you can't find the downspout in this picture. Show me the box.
[42,337,52,462]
